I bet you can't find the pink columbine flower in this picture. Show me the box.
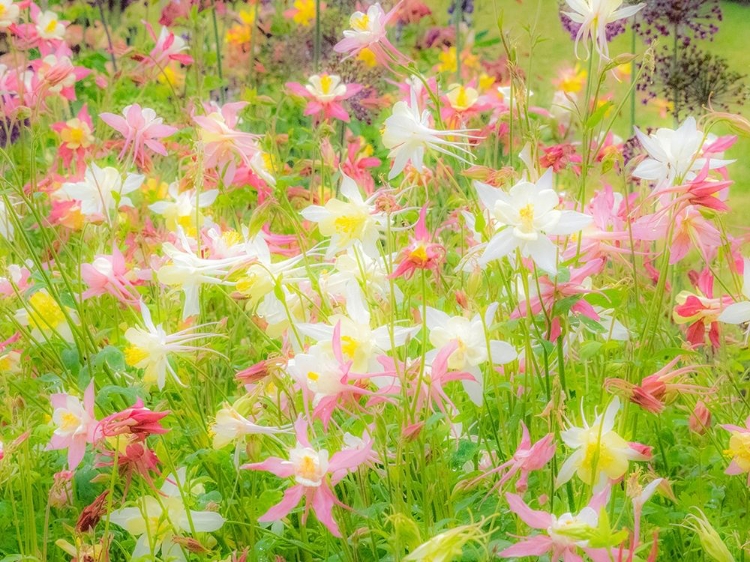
[333,2,409,68]
[722,416,750,485]
[499,488,622,562]
[193,101,260,184]
[242,417,374,537]
[286,73,362,122]
[605,357,707,414]
[407,341,477,415]
[468,423,555,494]
[673,269,732,348]
[80,246,143,307]
[100,104,178,168]
[144,23,194,67]
[390,206,445,280]
[51,104,95,174]
[97,398,170,441]
[47,382,98,470]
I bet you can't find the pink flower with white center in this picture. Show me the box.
[333,2,408,68]
[722,416,750,485]
[30,46,88,100]
[193,101,260,184]
[499,488,623,562]
[242,417,374,537]
[286,73,362,122]
[100,104,178,167]
[48,382,98,470]
[468,423,555,494]
[80,247,143,307]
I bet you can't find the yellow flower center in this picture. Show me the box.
[340,335,358,358]
[28,291,65,330]
[351,13,370,31]
[518,204,535,231]
[319,74,333,95]
[409,244,428,265]
[334,214,366,238]
[307,371,320,382]
[124,345,149,366]
[45,17,58,34]
[726,432,750,472]
[298,454,319,480]
[60,411,80,431]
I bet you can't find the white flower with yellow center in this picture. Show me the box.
[211,403,288,450]
[425,303,517,405]
[14,289,78,342]
[305,73,347,102]
[124,302,219,390]
[35,10,65,40]
[556,397,647,489]
[109,469,224,561]
[475,169,592,274]
[0,197,15,241]
[149,182,218,233]
[0,0,19,29]
[56,164,144,223]
[446,84,479,111]
[289,345,349,407]
[300,173,387,259]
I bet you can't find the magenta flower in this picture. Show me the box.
[100,104,178,167]
[80,246,144,307]
[97,398,170,441]
[333,2,409,68]
[390,205,446,280]
[499,489,621,562]
[469,423,555,494]
[47,382,98,470]
[242,417,373,537]
[287,74,362,122]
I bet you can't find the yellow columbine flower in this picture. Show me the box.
[59,118,94,150]
[446,83,479,111]
[357,47,377,67]
[291,0,316,26]
[438,47,458,73]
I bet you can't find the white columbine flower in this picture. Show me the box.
[0,0,19,29]
[109,469,224,562]
[148,182,219,232]
[211,403,288,449]
[124,302,219,389]
[382,88,475,179]
[632,116,733,189]
[475,169,592,274]
[56,164,144,223]
[563,0,644,60]
[425,302,517,405]
[718,257,750,327]
[0,197,15,241]
[300,173,387,259]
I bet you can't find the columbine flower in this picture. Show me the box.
[722,416,750,486]
[14,288,78,343]
[100,104,178,167]
[283,0,321,26]
[123,302,220,389]
[718,257,750,329]
[51,104,95,173]
[0,198,15,241]
[425,302,517,405]
[499,490,621,561]
[146,24,194,67]
[47,382,97,470]
[210,403,288,449]
[382,88,476,180]
[80,247,142,307]
[286,74,363,122]
[98,398,170,441]
[475,169,592,274]
[632,117,733,189]
[391,206,446,280]
[563,0,644,60]
[55,164,144,224]
[109,469,224,561]
[0,0,19,29]
[333,2,407,67]
[34,9,66,41]
[242,417,373,537]
[148,182,219,233]
[300,173,388,259]
[557,397,649,489]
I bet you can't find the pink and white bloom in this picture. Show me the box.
[147,25,194,67]
[242,418,374,537]
[718,257,750,328]
[333,2,408,67]
[100,104,178,167]
[80,247,143,307]
[286,74,362,122]
[48,382,97,470]
[499,489,620,562]
[148,182,219,233]
[475,169,592,273]
[722,416,750,485]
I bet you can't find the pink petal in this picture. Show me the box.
[258,485,304,522]
[499,536,553,558]
[242,457,295,478]
[505,493,554,529]
[311,485,341,537]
